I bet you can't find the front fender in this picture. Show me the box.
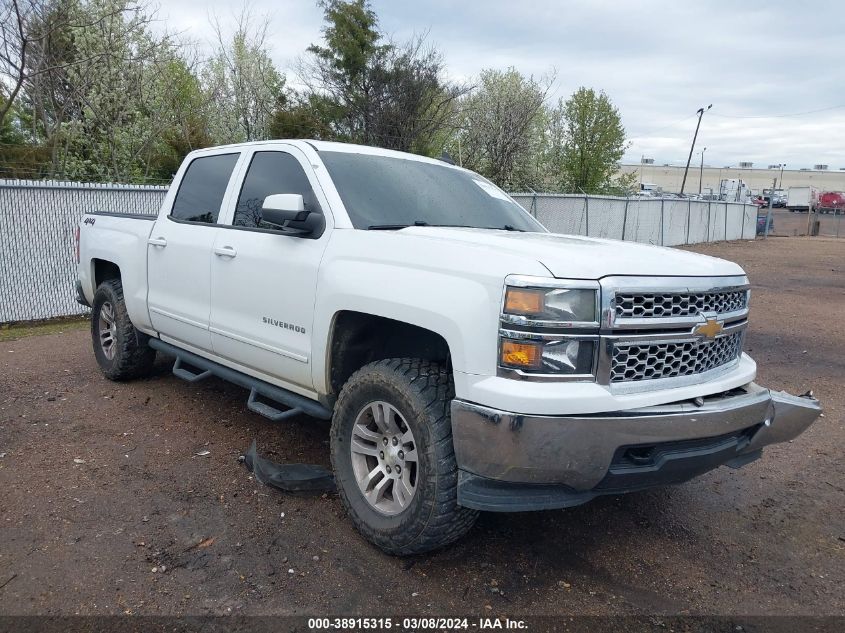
[310,230,549,395]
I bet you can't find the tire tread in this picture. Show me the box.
[331,358,478,555]
[92,279,156,381]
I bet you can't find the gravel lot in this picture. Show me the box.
[0,237,843,619]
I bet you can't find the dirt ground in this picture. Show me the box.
[0,237,843,620]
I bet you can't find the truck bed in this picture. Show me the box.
[78,212,157,333]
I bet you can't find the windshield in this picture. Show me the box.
[319,151,546,232]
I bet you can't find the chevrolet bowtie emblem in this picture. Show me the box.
[694,318,724,340]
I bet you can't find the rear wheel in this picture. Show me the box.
[91,279,156,380]
[330,358,478,555]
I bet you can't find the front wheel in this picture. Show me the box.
[91,279,156,380]
[330,359,478,555]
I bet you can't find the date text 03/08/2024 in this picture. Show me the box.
[307,617,528,630]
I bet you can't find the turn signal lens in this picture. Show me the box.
[500,340,542,370]
[504,288,545,316]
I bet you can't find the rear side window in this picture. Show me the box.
[233,151,324,235]
[171,153,239,224]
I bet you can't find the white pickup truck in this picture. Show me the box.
[75,140,821,555]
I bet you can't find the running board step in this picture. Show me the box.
[247,389,302,422]
[149,338,333,420]
[172,357,213,383]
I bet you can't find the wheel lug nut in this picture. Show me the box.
[385,465,392,474]
[398,450,404,459]
[392,437,398,446]
[382,437,388,446]
[379,451,384,459]
[395,465,401,474]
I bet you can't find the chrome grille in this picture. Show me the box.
[614,290,748,320]
[610,331,743,383]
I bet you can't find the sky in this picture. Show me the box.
[158,0,844,170]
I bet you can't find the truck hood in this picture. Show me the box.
[397,227,745,279]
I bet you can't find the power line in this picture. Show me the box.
[627,113,697,139]
[709,104,845,119]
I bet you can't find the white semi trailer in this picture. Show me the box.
[786,186,819,212]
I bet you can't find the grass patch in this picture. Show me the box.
[0,316,90,342]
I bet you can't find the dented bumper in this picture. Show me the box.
[452,384,821,511]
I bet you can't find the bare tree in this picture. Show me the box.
[204,7,283,143]
[365,35,468,153]
[0,0,123,128]
[454,67,553,189]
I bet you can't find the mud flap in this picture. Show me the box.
[242,440,336,494]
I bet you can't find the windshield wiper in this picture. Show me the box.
[367,221,525,232]
[367,221,429,230]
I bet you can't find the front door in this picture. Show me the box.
[209,146,332,392]
[147,152,241,352]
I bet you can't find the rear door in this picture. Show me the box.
[209,145,332,392]
[147,152,241,351]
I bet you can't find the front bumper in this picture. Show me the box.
[452,384,821,512]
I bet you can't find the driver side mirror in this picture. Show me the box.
[261,194,311,228]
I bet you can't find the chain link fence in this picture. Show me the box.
[510,193,757,245]
[2,181,759,324]
[760,206,845,238]
[1,180,167,323]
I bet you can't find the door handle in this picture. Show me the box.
[148,237,167,247]
[214,245,237,258]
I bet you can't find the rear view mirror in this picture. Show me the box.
[261,194,311,227]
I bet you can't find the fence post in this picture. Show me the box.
[724,203,729,241]
[584,194,589,236]
[685,198,692,244]
[741,203,747,239]
[660,197,665,245]
[707,201,712,242]
[622,196,629,241]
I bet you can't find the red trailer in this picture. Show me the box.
[818,191,845,215]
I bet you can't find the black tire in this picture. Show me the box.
[91,278,156,381]
[330,358,478,555]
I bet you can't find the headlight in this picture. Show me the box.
[503,285,598,325]
[499,276,600,379]
[499,336,596,375]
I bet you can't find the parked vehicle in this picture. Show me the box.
[720,178,748,202]
[818,191,845,215]
[768,189,787,208]
[786,186,819,212]
[75,141,822,555]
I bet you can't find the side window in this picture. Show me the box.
[171,153,239,224]
[234,151,323,233]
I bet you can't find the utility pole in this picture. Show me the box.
[680,104,712,196]
[698,147,707,195]
[779,163,786,189]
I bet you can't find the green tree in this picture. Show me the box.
[147,57,213,180]
[59,0,189,182]
[550,87,628,194]
[268,92,334,140]
[303,0,383,143]
[0,95,51,177]
[301,0,464,153]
